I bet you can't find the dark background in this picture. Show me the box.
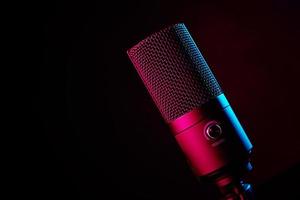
[22,0,300,199]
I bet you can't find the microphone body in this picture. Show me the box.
[170,94,252,177]
[127,23,253,199]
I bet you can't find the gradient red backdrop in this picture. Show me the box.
[24,0,300,199]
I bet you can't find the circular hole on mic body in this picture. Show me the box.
[205,122,222,141]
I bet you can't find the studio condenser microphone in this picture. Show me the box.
[127,23,254,200]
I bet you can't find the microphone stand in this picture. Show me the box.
[216,176,254,200]
[205,161,255,200]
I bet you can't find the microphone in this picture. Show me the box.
[127,23,254,199]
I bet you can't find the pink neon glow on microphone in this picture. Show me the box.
[127,23,253,198]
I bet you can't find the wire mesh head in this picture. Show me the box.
[127,23,223,122]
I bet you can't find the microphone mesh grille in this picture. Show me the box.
[127,23,222,122]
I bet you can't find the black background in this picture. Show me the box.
[20,0,300,199]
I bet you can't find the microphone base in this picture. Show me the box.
[215,176,254,200]
[199,161,254,200]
